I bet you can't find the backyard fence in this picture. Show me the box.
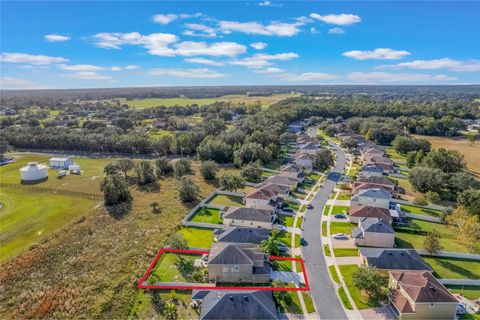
[0,183,102,201]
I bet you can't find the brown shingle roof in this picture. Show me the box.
[349,206,392,221]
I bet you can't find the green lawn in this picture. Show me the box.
[190,207,222,224]
[323,205,331,216]
[333,248,359,257]
[336,194,351,200]
[330,222,356,235]
[206,194,244,207]
[284,199,300,211]
[385,147,406,164]
[338,287,353,310]
[424,257,480,280]
[446,285,480,300]
[306,173,321,181]
[324,245,331,257]
[329,265,340,284]
[273,259,293,272]
[331,206,350,215]
[400,204,441,217]
[302,292,316,314]
[148,253,200,282]
[261,170,274,177]
[176,227,214,248]
[395,219,467,253]
[0,187,95,262]
[322,221,327,237]
[279,214,295,228]
[278,231,301,248]
[339,265,373,310]
[329,193,338,199]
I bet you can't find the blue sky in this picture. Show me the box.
[1,1,479,89]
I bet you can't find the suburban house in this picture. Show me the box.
[214,227,269,244]
[245,183,290,210]
[207,243,271,283]
[192,290,278,320]
[259,175,300,189]
[288,123,303,133]
[352,217,395,248]
[349,206,393,224]
[350,188,391,209]
[354,183,398,198]
[374,162,397,174]
[296,136,311,144]
[360,164,384,177]
[297,142,319,155]
[279,164,304,180]
[354,176,396,192]
[359,248,433,271]
[366,156,395,166]
[221,207,276,230]
[388,270,458,320]
[49,157,73,169]
[294,153,313,173]
[361,147,385,161]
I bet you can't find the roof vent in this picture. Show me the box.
[400,252,404,256]
[387,252,392,255]
[229,296,234,301]
[244,295,249,301]
[429,286,436,292]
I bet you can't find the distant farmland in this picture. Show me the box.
[413,134,480,179]
[116,93,300,108]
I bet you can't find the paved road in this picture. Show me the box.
[301,142,347,320]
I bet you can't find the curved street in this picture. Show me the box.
[301,141,348,319]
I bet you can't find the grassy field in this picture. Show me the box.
[0,188,95,262]
[0,160,232,319]
[338,265,372,309]
[389,176,420,200]
[446,285,480,300]
[395,219,467,253]
[117,93,300,109]
[189,207,222,224]
[413,134,480,179]
[400,204,442,217]
[147,253,200,283]
[424,257,480,280]
[206,194,244,207]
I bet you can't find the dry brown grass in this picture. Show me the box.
[412,134,480,179]
[0,163,239,319]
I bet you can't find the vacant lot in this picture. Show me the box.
[117,93,300,109]
[424,257,480,280]
[177,227,214,249]
[413,134,480,179]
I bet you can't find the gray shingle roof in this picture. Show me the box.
[216,227,269,244]
[222,207,273,223]
[207,243,266,266]
[357,188,391,200]
[199,290,278,320]
[360,217,395,234]
[360,248,432,271]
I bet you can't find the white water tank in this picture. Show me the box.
[19,162,48,181]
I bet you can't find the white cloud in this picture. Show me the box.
[229,52,298,68]
[343,48,411,60]
[310,27,319,34]
[277,72,339,82]
[0,77,51,90]
[111,66,122,72]
[254,67,285,74]
[347,72,457,83]
[258,1,271,6]
[250,42,267,50]
[377,58,480,72]
[125,65,139,70]
[256,1,283,7]
[153,14,178,25]
[92,32,245,57]
[149,68,224,78]
[0,52,68,65]
[58,64,103,71]
[310,13,361,26]
[45,34,71,42]
[184,58,225,66]
[183,23,217,37]
[70,72,112,80]
[328,27,345,34]
[219,20,302,37]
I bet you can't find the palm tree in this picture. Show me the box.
[260,230,281,256]
[163,301,178,320]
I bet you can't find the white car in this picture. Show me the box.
[333,233,348,239]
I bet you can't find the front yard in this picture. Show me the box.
[333,248,359,257]
[278,231,301,248]
[331,205,350,215]
[424,257,480,280]
[338,264,373,310]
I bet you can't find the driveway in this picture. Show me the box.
[270,271,305,285]
[301,142,348,319]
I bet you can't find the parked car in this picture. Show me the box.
[333,233,348,239]
[282,207,294,213]
[278,244,289,253]
[307,204,313,209]
[300,238,307,246]
[335,214,347,219]
[456,304,467,315]
[274,224,288,231]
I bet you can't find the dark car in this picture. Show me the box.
[335,214,347,219]
[300,238,307,246]
[307,204,313,209]
[282,207,294,213]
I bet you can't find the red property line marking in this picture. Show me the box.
[138,248,310,292]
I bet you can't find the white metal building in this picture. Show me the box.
[19,162,48,181]
[49,157,73,169]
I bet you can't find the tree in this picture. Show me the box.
[260,231,280,256]
[449,172,480,193]
[150,201,161,214]
[197,137,233,163]
[415,149,425,164]
[424,229,442,256]
[409,166,446,193]
[173,158,193,178]
[100,173,131,205]
[392,136,431,154]
[155,157,173,176]
[340,137,357,150]
[0,139,11,161]
[116,159,134,179]
[406,151,416,168]
[163,301,178,320]
[423,148,465,173]
[168,233,187,249]
[467,133,477,146]
[445,206,480,253]
[134,160,157,185]
[178,176,199,202]
[352,266,388,303]
[200,160,219,180]
[313,149,335,171]
[203,118,225,136]
[241,161,263,183]
[219,173,245,192]
[457,189,480,216]
[104,162,119,175]
[365,128,373,141]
